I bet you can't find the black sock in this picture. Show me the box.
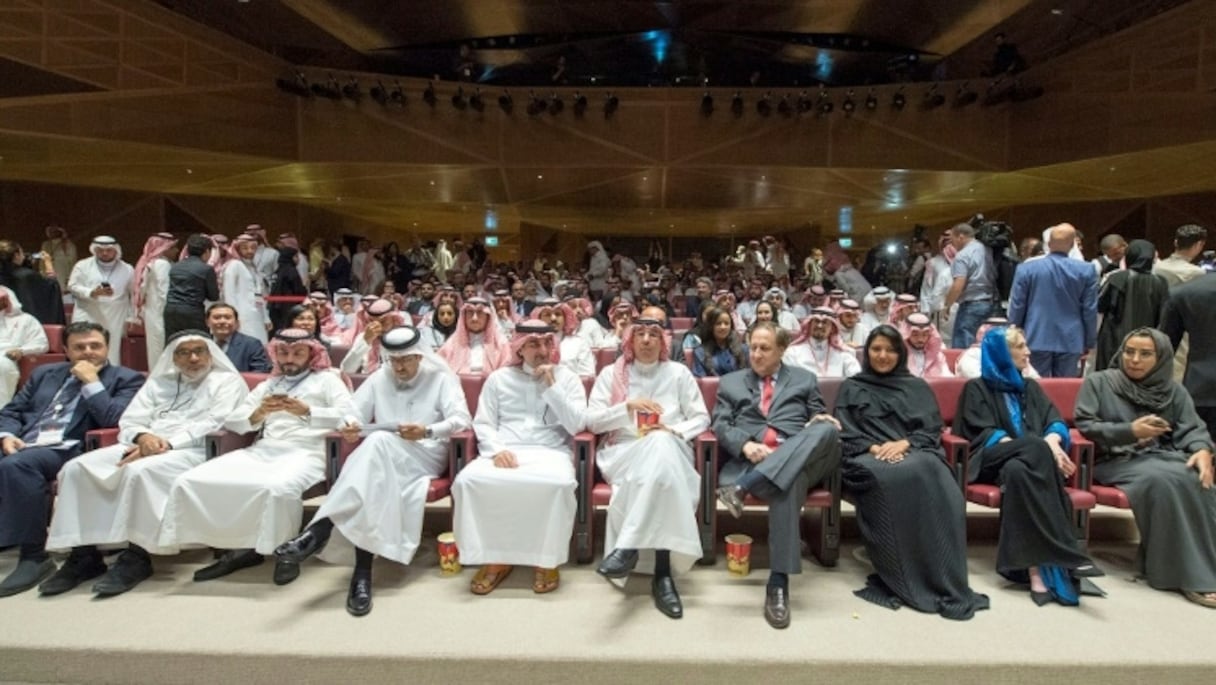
[768,571,788,590]
[735,470,765,494]
[354,548,373,575]
[309,517,334,541]
[126,544,151,562]
[654,550,671,578]
[20,543,49,563]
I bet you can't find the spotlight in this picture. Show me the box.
[604,93,619,117]
[527,91,546,116]
[498,90,513,112]
[891,87,906,110]
[451,87,467,110]
[731,91,744,117]
[275,71,312,98]
[864,89,878,110]
[953,82,978,107]
[816,89,832,115]
[310,74,342,100]
[469,88,485,112]
[841,89,856,115]
[388,82,406,106]
[573,92,588,117]
[921,84,945,110]
[777,94,793,117]
[756,92,773,117]
[341,77,361,102]
[797,90,813,113]
[548,93,564,115]
[700,92,714,115]
[423,82,437,107]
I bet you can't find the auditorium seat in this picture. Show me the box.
[328,344,349,369]
[943,348,963,373]
[670,317,694,331]
[593,348,616,374]
[120,333,148,373]
[17,324,66,388]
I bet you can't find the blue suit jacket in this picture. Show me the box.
[0,362,144,443]
[223,332,272,373]
[1007,253,1098,353]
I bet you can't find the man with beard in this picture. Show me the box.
[0,322,143,595]
[157,328,353,585]
[275,326,471,616]
[836,299,869,348]
[902,313,955,378]
[42,331,247,596]
[132,233,178,370]
[783,307,861,378]
[67,237,135,366]
[220,234,271,343]
[339,299,406,375]
[437,298,509,375]
[0,286,49,406]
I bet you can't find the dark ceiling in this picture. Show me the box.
[155,0,1188,88]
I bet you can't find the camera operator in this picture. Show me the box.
[0,240,65,326]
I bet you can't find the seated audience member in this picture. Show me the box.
[452,322,587,596]
[792,285,828,321]
[1076,328,1216,608]
[420,301,458,351]
[783,307,860,378]
[902,313,954,378]
[0,287,49,406]
[587,316,709,618]
[836,299,869,347]
[680,302,715,352]
[158,328,354,585]
[275,326,470,616]
[206,302,272,373]
[953,326,1101,606]
[835,325,989,619]
[329,289,360,344]
[827,289,846,310]
[889,293,920,327]
[860,287,894,330]
[437,298,509,375]
[569,296,605,350]
[691,307,748,378]
[749,301,776,329]
[714,291,749,335]
[283,303,330,349]
[340,299,405,374]
[598,301,637,351]
[763,288,800,333]
[712,321,841,629]
[0,322,143,596]
[533,298,595,377]
[492,289,517,337]
[43,331,247,596]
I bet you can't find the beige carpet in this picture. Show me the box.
[0,507,1209,685]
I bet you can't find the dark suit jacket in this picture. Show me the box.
[712,364,827,483]
[1161,272,1216,408]
[222,331,272,373]
[406,300,433,316]
[0,362,144,443]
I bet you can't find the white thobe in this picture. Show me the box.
[777,309,800,333]
[47,369,248,553]
[254,245,279,285]
[221,261,269,343]
[737,300,758,324]
[0,312,48,406]
[68,257,134,365]
[312,366,471,565]
[784,340,861,378]
[587,252,610,293]
[860,310,891,332]
[558,335,595,377]
[586,361,708,574]
[576,318,606,350]
[907,348,954,378]
[141,259,171,370]
[340,335,377,374]
[159,371,353,554]
[839,323,870,348]
[453,365,586,568]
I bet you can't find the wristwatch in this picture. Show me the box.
[424,427,434,439]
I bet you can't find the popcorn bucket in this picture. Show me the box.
[437,532,460,576]
[725,534,753,576]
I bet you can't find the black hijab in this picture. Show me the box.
[1124,239,1155,274]
[1108,327,1174,413]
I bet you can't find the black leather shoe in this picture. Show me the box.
[37,552,105,597]
[346,574,373,617]
[193,549,263,582]
[764,585,791,629]
[274,527,330,564]
[651,576,683,619]
[596,548,638,579]
[273,559,300,586]
[92,549,153,597]
[5,558,61,597]
[716,485,745,519]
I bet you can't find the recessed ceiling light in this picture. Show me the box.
[429,180,435,186]
[1051,8,1064,15]
[537,174,543,179]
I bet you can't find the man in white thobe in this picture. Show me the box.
[836,299,869,348]
[859,286,894,332]
[245,224,279,286]
[533,298,595,377]
[0,287,49,406]
[43,331,247,596]
[587,316,708,619]
[339,299,406,375]
[436,297,509,375]
[67,236,134,366]
[902,313,955,378]
[765,288,800,333]
[783,307,861,378]
[275,326,470,616]
[158,328,353,584]
[452,322,586,595]
[132,232,178,370]
[220,234,271,343]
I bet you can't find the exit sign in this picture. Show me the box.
[485,236,499,247]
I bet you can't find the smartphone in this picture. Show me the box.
[99,281,112,289]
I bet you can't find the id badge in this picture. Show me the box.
[35,428,64,446]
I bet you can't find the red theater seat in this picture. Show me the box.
[944,348,963,373]
[670,317,694,331]
[593,347,617,374]
[17,324,67,388]
[1040,378,1131,511]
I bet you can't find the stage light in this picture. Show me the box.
[953,82,977,108]
[451,87,467,110]
[573,92,588,117]
[816,88,832,115]
[469,88,485,112]
[604,93,619,117]
[701,92,714,115]
[423,82,437,107]
[921,84,945,110]
[865,89,878,110]
[341,77,361,102]
[527,91,546,116]
[310,74,342,100]
[892,87,906,110]
[731,92,744,117]
[797,90,813,113]
[777,94,793,117]
[275,71,312,98]
[548,93,564,115]
[756,92,773,117]
[841,89,856,115]
[388,82,405,106]
[498,90,513,112]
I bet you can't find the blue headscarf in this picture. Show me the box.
[980,327,1024,394]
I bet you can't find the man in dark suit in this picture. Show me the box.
[0,322,143,596]
[164,234,220,339]
[1161,272,1216,435]
[206,303,271,373]
[509,280,534,318]
[712,321,841,629]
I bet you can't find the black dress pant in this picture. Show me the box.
[0,444,79,548]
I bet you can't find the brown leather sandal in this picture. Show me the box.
[470,564,513,595]
[532,567,560,594]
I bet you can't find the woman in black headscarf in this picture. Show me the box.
[954,326,1098,606]
[835,324,989,619]
[1076,327,1216,608]
[269,247,307,333]
[1094,239,1168,371]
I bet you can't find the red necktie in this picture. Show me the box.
[761,376,779,448]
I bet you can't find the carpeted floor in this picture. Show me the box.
[0,507,1210,684]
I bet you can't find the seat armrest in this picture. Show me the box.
[573,430,598,565]
[204,430,257,460]
[693,430,716,476]
[451,430,475,474]
[326,431,362,485]
[1069,428,1094,490]
[84,427,121,451]
[940,432,970,489]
